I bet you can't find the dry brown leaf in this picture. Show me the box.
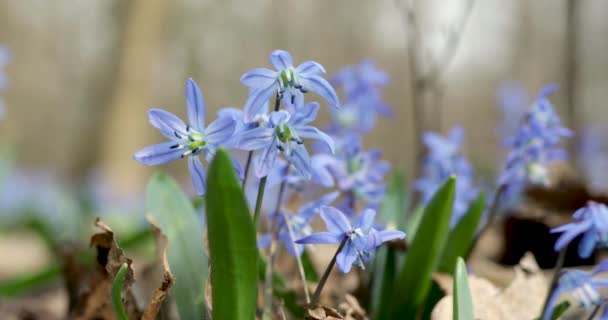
[432,252,548,320]
[305,304,344,320]
[68,218,140,320]
[338,294,368,320]
[141,216,175,320]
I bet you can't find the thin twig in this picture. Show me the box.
[586,302,603,320]
[281,210,311,304]
[311,236,349,305]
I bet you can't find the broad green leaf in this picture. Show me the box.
[370,246,397,320]
[550,301,570,320]
[392,176,455,318]
[378,171,407,230]
[146,172,207,319]
[404,205,424,242]
[111,263,129,320]
[454,257,474,320]
[438,192,486,274]
[206,149,257,320]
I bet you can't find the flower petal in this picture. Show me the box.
[238,127,274,150]
[269,50,293,70]
[244,85,277,123]
[148,109,188,140]
[254,142,278,178]
[257,234,271,248]
[240,68,277,88]
[295,232,343,245]
[375,229,406,243]
[296,61,326,76]
[205,115,236,145]
[355,208,376,230]
[578,229,597,258]
[296,126,335,154]
[288,144,312,179]
[289,102,319,126]
[269,110,290,126]
[133,141,185,166]
[299,75,340,107]
[336,242,357,273]
[280,231,303,257]
[188,156,207,196]
[185,78,206,131]
[320,206,351,234]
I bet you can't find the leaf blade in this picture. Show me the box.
[111,263,129,320]
[454,257,474,320]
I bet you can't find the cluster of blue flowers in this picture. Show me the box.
[414,126,477,227]
[0,46,10,117]
[133,50,405,274]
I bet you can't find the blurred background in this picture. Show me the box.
[1,0,607,198]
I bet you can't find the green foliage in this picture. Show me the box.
[206,149,258,320]
[438,192,486,274]
[111,263,129,320]
[392,176,456,318]
[454,258,474,320]
[378,171,407,230]
[146,172,208,319]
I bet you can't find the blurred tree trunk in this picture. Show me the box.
[100,0,169,194]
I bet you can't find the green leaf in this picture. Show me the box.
[378,171,407,230]
[550,301,570,320]
[206,149,258,320]
[111,263,129,320]
[392,176,456,318]
[438,192,486,274]
[404,205,424,243]
[454,257,474,320]
[146,172,207,319]
[370,246,397,319]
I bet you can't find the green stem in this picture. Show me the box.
[311,236,349,305]
[469,184,505,254]
[242,151,254,189]
[586,302,603,320]
[111,263,129,320]
[541,248,567,319]
[281,209,311,304]
[252,177,267,228]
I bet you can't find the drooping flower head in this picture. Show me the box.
[296,206,405,273]
[238,102,335,179]
[415,127,477,226]
[543,260,608,320]
[329,60,392,134]
[258,191,339,257]
[133,79,237,196]
[313,135,391,209]
[552,201,608,258]
[240,49,339,122]
[498,85,572,191]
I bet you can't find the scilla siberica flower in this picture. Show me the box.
[258,191,339,257]
[296,206,405,273]
[498,85,572,189]
[551,201,608,258]
[0,46,10,117]
[238,102,335,178]
[133,79,236,196]
[543,260,608,320]
[240,49,339,122]
[415,127,477,227]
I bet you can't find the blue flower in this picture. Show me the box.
[238,102,335,178]
[133,79,237,196]
[0,46,10,117]
[313,135,391,208]
[497,81,528,145]
[544,260,608,320]
[414,127,477,226]
[296,206,405,273]
[240,49,339,122]
[498,85,572,190]
[552,201,608,258]
[258,191,339,257]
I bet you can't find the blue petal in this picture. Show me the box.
[269,110,290,126]
[133,141,185,166]
[298,191,340,222]
[288,102,319,126]
[295,232,343,245]
[205,115,236,145]
[296,126,335,154]
[269,49,293,70]
[254,142,278,178]
[552,221,591,252]
[280,231,303,257]
[240,68,277,88]
[592,259,608,275]
[289,144,312,178]
[311,157,335,188]
[244,85,277,123]
[258,234,271,248]
[336,242,357,273]
[296,61,326,76]
[355,208,376,230]
[238,127,274,150]
[578,229,597,258]
[375,229,406,243]
[299,75,340,107]
[148,109,188,140]
[320,206,351,234]
[188,156,207,196]
[185,78,206,131]
[231,155,244,181]
[282,88,304,114]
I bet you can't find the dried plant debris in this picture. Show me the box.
[305,304,345,320]
[337,294,368,320]
[68,218,141,320]
[142,216,175,320]
[432,253,548,320]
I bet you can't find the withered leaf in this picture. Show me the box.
[141,216,175,320]
[305,304,344,320]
